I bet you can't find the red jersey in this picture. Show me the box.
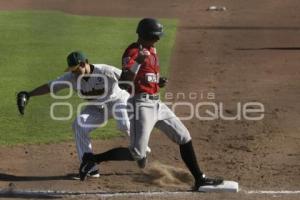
[122,43,160,95]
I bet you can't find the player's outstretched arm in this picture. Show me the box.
[28,83,50,97]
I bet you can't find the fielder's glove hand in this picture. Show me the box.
[17,91,30,115]
[158,77,168,88]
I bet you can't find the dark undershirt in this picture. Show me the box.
[79,64,105,99]
[82,64,95,82]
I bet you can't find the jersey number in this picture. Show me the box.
[145,73,159,83]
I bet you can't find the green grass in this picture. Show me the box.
[0,11,177,146]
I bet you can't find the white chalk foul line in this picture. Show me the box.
[246,190,300,194]
[1,188,300,197]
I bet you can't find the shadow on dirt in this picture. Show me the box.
[0,193,61,199]
[0,172,143,182]
[0,173,76,181]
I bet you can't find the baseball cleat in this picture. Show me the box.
[194,174,224,190]
[197,179,239,193]
[88,169,100,178]
[72,170,100,180]
[79,153,97,181]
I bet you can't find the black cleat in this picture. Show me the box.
[194,174,224,190]
[79,153,96,181]
[88,169,100,178]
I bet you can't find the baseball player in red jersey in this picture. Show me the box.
[79,18,223,190]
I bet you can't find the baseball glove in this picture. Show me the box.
[158,77,168,88]
[17,91,30,115]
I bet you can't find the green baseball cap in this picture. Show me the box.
[65,51,87,71]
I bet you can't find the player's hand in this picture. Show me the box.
[17,91,30,115]
[135,44,150,64]
[158,77,168,88]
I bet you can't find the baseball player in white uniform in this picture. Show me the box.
[17,51,131,177]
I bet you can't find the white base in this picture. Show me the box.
[198,180,239,193]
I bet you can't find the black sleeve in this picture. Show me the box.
[118,69,135,90]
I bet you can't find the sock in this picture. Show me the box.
[180,140,203,181]
[93,147,134,164]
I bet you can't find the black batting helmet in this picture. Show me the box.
[136,18,163,40]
